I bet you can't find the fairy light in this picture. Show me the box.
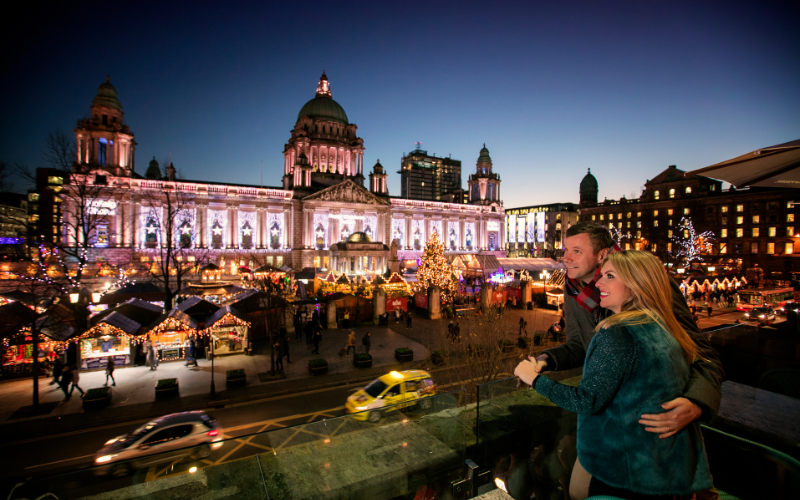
[412,232,458,304]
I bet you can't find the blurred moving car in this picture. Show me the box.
[774,301,798,316]
[94,411,223,476]
[744,306,776,325]
[346,370,436,422]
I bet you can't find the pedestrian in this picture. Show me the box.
[59,365,73,401]
[50,357,63,386]
[304,321,314,345]
[145,339,157,371]
[105,356,116,386]
[519,317,525,335]
[395,309,400,323]
[69,364,85,397]
[447,321,454,340]
[707,303,713,318]
[453,321,461,341]
[311,330,322,355]
[186,339,198,367]
[281,333,291,363]
[406,312,412,329]
[346,331,356,355]
[274,341,284,371]
[294,312,302,340]
[343,311,350,329]
[279,325,288,344]
[362,332,371,354]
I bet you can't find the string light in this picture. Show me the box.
[412,232,458,304]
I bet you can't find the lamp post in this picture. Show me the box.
[539,270,551,295]
[210,335,216,397]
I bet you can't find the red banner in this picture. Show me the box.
[415,294,428,310]
[386,296,407,313]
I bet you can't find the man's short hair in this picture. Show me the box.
[565,222,614,254]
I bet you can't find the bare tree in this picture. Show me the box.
[139,179,209,310]
[42,129,76,171]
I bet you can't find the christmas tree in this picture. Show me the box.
[414,231,459,303]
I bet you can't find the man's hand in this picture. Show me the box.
[532,354,549,373]
[639,397,702,438]
[514,359,540,387]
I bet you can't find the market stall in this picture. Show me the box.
[146,309,199,362]
[202,306,251,357]
[78,311,141,370]
[1,302,76,378]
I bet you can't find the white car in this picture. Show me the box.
[94,411,223,476]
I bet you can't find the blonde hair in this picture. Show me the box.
[596,251,698,364]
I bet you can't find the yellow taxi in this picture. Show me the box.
[346,370,436,422]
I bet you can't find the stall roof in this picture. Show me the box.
[295,267,324,280]
[496,258,564,273]
[95,311,144,337]
[222,289,286,312]
[0,290,37,306]
[91,298,164,328]
[176,296,220,320]
[0,301,37,338]
[177,283,249,296]
[200,263,220,271]
[254,264,284,274]
[34,304,77,342]
[99,282,169,305]
[204,305,250,330]
[453,254,503,277]
[147,308,198,333]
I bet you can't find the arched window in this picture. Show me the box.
[315,224,326,249]
[211,221,224,249]
[466,229,473,249]
[145,217,159,248]
[270,222,281,249]
[449,228,457,250]
[241,221,253,249]
[178,221,192,249]
[413,228,422,250]
[340,224,351,241]
[364,224,374,241]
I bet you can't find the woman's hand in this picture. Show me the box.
[514,359,540,387]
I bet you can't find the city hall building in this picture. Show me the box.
[60,74,506,274]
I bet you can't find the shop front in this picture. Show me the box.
[203,306,251,357]
[146,310,199,362]
[80,334,132,370]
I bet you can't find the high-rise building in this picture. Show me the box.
[398,146,461,201]
[505,203,579,258]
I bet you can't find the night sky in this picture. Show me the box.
[2,0,798,207]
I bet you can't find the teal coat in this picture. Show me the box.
[535,321,713,495]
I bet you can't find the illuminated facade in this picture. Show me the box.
[504,203,579,258]
[61,75,506,274]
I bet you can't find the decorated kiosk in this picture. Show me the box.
[202,306,251,357]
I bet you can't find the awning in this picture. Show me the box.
[687,138,800,188]
[496,258,564,273]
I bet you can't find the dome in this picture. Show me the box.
[92,76,123,111]
[477,144,492,163]
[145,157,161,180]
[346,231,373,243]
[580,169,598,190]
[297,96,349,124]
[372,159,384,173]
[297,72,349,125]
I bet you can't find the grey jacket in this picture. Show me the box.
[542,278,724,421]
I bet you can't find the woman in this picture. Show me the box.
[515,251,712,500]
[145,338,157,371]
[69,364,85,397]
[105,356,116,386]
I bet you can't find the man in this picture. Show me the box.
[311,330,322,355]
[281,332,291,363]
[530,222,724,500]
[362,332,371,354]
[346,331,356,355]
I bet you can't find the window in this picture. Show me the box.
[721,229,728,238]
[637,231,641,238]
[626,222,630,228]
[669,219,673,226]
[654,191,660,200]
[653,210,659,216]
[668,209,674,216]
[668,230,673,238]
[720,243,727,254]
[737,216,743,225]
[618,213,622,219]
[627,212,631,218]
[48,176,63,185]
[736,205,744,212]
[669,189,675,199]
[637,221,641,228]
[752,228,759,237]
[751,242,759,254]
[767,243,775,254]
[600,214,604,220]
[685,187,692,194]
[736,228,743,237]
[721,206,728,213]
[653,244,658,252]
[625,243,631,250]
[667,242,673,252]
[684,229,689,238]
[787,227,794,237]
[592,215,596,221]
[721,217,728,225]
[28,193,39,202]
[637,212,641,217]
[684,208,690,215]
[752,215,760,224]
[653,220,659,227]
[786,243,794,255]
[710,185,716,191]
[788,214,795,223]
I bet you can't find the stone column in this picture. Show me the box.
[373,287,386,325]
[460,219,466,250]
[196,205,205,248]
[283,209,291,249]
[115,203,123,247]
[131,200,139,248]
[405,215,412,249]
[428,286,441,320]
[327,302,338,329]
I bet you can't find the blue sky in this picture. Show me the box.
[2,0,798,207]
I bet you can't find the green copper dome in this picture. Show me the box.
[146,157,161,180]
[297,72,349,125]
[297,96,349,124]
[478,144,492,163]
[580,169,598,190]
[92,76,123,111]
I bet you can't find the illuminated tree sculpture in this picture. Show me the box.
[670,217,715,264]
[413,232,459,304]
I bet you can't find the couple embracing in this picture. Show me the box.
[515,223,724,500]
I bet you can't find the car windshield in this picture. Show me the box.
[753,307,771,313]
[364,379,388,398]
[119,422,158,446]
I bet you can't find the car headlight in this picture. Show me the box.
[759,315,765,319]
[744,313,750,317]
[355,406,368,411]
[96,454,117,464]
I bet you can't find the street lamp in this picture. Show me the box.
[210,336,216,397]
[92,292,102,303]
[539,270,551,294]
[69,292,80,304]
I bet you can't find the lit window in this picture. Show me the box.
[637,231,641,238]
[786,227,794,237]
[600,214,604,220]
[669,189,675,199]
[592,215,596,221]
[752,215,760,224]
[654,191,660,200]
[626,222,630,228]
[721,206,728,213]
[609,214,614,220]
[751,242,758,254]
[684,229,689,238]
[721,229,727,238]
[767,242,774,254]
[786,243,794,255]
[654,220,659,227]
[637,212,641,217]
[668,209,674,216]
[685,187,692,194]
[28,193,40,202]
[668,230,673,238]
[627,212,631,218]
[788,214,795,222]
[669,219,673,226]
[736,205,744,212]
[736,228,743,237]
[637,221,641,228]
[667,242,672,251]
[653,210,659,216]
[720,243,727,254]
[752,228,760,237]
[625,243,631,250]
[737,216,743,224]
[618,213,622,219]
[684,208,690,215]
